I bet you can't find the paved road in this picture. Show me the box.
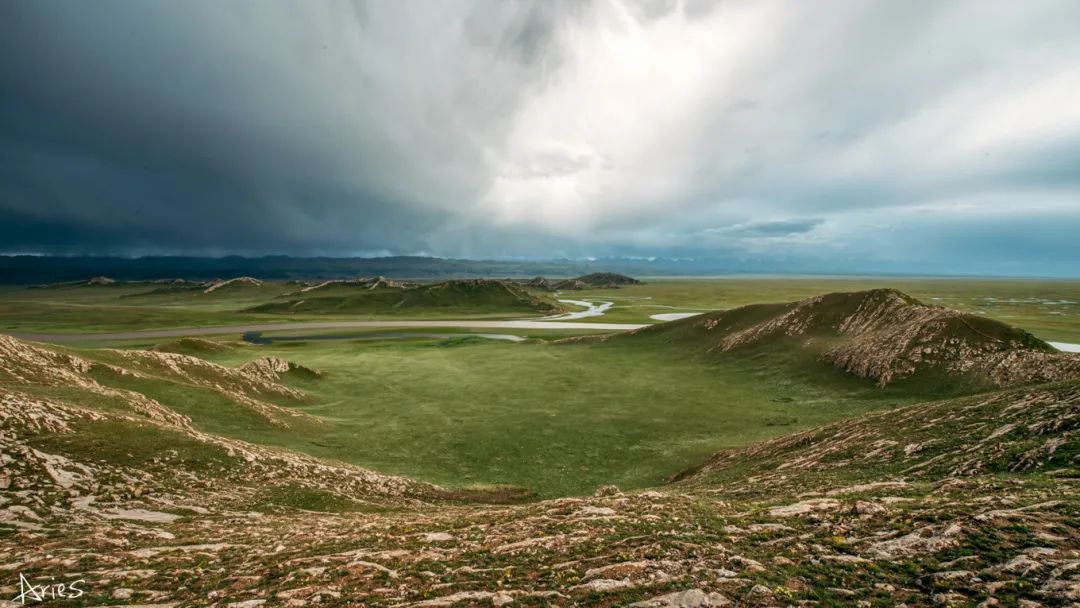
[4,320,649,343]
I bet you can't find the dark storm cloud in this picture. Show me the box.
[0,0,558,254]
[1,0,1079,275]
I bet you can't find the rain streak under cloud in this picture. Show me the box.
[1,0,1079,275]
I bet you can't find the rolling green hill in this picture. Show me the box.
[619,288,1080,390]
[554,272,642,290]
[247,278,565,315]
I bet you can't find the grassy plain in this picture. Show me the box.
[63,333,937,498]
[567,276,1080,342]
[3,275,1078,497]
[3,277,1079,343]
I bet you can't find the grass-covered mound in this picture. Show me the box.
[554,272,642,290]
[247,278,565,316]
[149,337,236,356]
[622,288,1080,389]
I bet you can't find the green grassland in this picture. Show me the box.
[566,276,1080,342]
[4,276,1078,607]
[3,275,1078,498]
[3,276,1079,343]
[55,332,943,498]
[248,279,562,316]
[0,279,563,333]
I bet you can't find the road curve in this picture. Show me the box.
[3,320,650,344]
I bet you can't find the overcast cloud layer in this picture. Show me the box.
[2,0,1079,275]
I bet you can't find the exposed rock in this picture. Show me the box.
[203,276,263,293]
[575,505,617,517]
[298,276,408,293]
[594,484,622,497]
[525,276,552,290]
[826,481,911,495]
[240,356,323,382]
[854,500,888,518]
[868,523,964,558]
[768,498,841,517]
[631,589,732,607]
[570,578,636,592]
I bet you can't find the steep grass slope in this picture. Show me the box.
[623,288,1080,389]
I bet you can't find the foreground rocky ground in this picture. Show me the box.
[3,470,1077,607]
[0,328,1078,606]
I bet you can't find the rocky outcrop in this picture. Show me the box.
[202,276,263,293]
[240,356,323,381]
[297,275,408,293]
[525,276,553,290]
[0,336,436,536]
[555,279,588,290]
[685,380,1080,487]
[0,334,313,427]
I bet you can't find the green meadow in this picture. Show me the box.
[4,275,1079,497]
[566,276,1080,342]
[3,276,1079,342]
[60,332,939,498]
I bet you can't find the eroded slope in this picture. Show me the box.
[626,288,1080,388]
[1,334,1078,606]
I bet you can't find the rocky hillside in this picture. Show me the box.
[523,276,553,290]
[202,276,264,294]
[628,288,1080,388]
[1,333,1076,606]
[30,275,119,288]
[555,272,642,290]
[249,278,564,315]
[682,378,1080,493]
[0,335,438,540]
[290,275,412,294]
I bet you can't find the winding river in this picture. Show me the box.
[5,303,1079,353]
[542,299,614,320]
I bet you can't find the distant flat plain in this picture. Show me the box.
[2,276,1079,342]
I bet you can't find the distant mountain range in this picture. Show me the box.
[3,254,1072,284]
[0,254,775,284]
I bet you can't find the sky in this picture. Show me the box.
[1,0,1079,275]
